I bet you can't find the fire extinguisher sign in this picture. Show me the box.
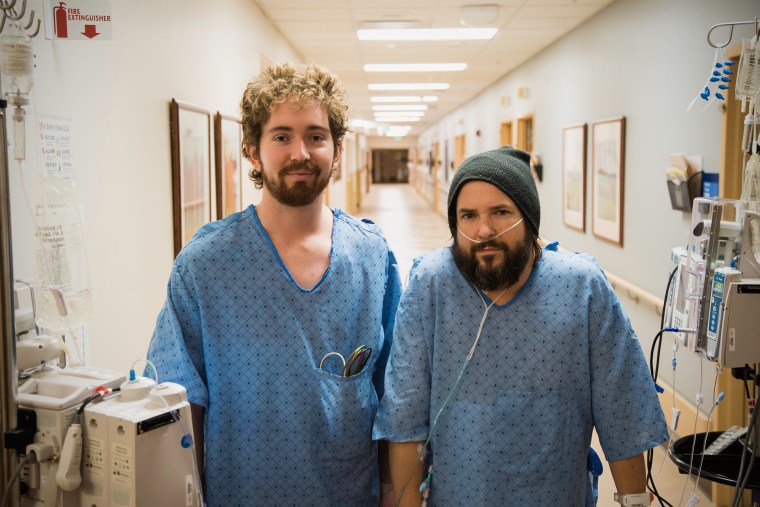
[43,0,113,41]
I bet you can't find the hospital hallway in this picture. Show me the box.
[357,183,451,284]
[356,182,719,507]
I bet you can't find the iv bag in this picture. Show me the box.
[742,155,760,262]
[34,176,92,333]
[741,154,760,207]
[0,20,33,97]
[735,37,760,105]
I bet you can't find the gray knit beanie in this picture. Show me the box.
[447,146,540,235]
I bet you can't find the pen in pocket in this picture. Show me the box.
[319,344,372,377]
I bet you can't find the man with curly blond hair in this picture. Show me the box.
[149,63,401,506]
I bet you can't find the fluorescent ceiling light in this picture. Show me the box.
[350,118,377,129]
[369,83,449,91]
[386,126,412,132]
[374,111,425,117]
[377,125,413,137]
[371,96,422,103]
[375,117,420,122]
[422,96,439,102]
[373,105,428,111]
[385,131,411,137]
[364,63,467,72]
[357,28,497,41]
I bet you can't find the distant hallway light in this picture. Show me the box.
[377,124,413,137]
[373,105,428,111]
[350,118,377,129]
[375,117,421,122]
[374,111,425,117]
[369,83,449,91]
[357,28,497,41]
[364,63,467,72]
[384,131,411,137]
[372,96,421,102]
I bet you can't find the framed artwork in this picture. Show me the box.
[214,112,243,218]
[562,123,587,231]
[591,116,626,246]
[170,99,214,257]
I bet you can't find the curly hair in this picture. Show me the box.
[240,63,350,188]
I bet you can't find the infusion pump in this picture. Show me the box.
[80,379,199,507]
[704,269,760,367]
[14,342,200,507]
[17,365,124,507]
[666,198,760,367]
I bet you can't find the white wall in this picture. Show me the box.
[9,0,302,373]
[416,0,759,409]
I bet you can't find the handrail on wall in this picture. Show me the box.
[605,270,663,316]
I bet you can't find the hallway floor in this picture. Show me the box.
[356,182,719,507]
[358,182,451,284]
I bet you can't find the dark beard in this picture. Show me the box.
[451,235,533,292]
[261,161,332,206]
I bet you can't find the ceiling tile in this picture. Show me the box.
[516,4,606,18]
[252,0,610,137]
[264,8,352,21]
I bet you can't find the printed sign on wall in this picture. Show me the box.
[43,0,113,40]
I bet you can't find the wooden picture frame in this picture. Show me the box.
[170,99,214,257]
[214,112,243,218]
[591,116,626,246]
[562,123,587,232]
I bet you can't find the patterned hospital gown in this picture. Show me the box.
[147,205,402,506]
[375,242,668,506]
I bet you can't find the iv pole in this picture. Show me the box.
[0,2,40,503]
[0,96,20,505]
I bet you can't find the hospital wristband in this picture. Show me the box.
[614,492,653,506]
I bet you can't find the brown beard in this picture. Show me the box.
[261,161,333,206]
[451,234,533,292]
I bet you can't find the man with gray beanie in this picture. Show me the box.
[375,146,668,506]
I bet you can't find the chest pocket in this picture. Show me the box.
[311,366,379,502]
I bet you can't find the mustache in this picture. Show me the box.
[471,240,506,252]
[280,161,317,174]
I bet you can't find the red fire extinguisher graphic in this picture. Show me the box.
[53,2,68,38]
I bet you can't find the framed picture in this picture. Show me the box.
[170,99,214,257]
[214,112,243,218]
[591,116,626,246]
[562,123,587,232]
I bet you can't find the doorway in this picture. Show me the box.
[372,149,409,183]
[500,121,513,147]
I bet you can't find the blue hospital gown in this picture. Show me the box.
[147,205,402,506]
[375,242,668,506]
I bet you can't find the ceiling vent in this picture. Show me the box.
[460,4,499,26]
